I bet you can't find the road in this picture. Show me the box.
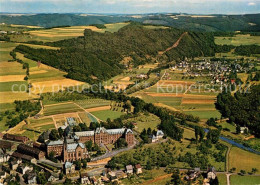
[91,141,136,161]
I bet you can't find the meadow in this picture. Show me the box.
[230,175,260,185]
[217,174,227,185]
[91,110,125,121]
[215,34,260,46]
[123,113,161,133]
[229,147,260,175]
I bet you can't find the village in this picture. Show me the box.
[0,115,220,185]
[168,58,257,85]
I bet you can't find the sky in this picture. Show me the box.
[0,0,260,14]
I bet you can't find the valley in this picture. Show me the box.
[0,14,259,185]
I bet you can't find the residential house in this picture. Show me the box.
[108,171,117,182]
[64,162,75,175]
[10,159,22,171]
[115,170,127,179]
[0,140,15,150]
[156,130,164,139]
[207,167,216,180]
[126,165,133,174]
[0,166,7,183]
[47,173,59,182]
[81,172,90,184]
[17,165,33,175]
[240,127,249,134]
[150,135,158,143]
[135,164,142,174]
[27,171,37,185]
[0,149,10,163]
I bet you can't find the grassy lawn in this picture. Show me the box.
[91,110,125,121]
[123,113,161,133]
[43,102,82,116]
[218,174,227,185]
[219,122,236,133]
[229,147,260,175]
[230,175,260,185]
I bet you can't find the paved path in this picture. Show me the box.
[227,173,231,185]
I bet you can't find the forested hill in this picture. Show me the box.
[15,23,217,83]
[1,13,260,31]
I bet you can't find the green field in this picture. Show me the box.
[229,147,260,175]
[0,81,28,92]
[183,110,221,119]
[230,175,260,185]
[9,23,131,43]
[43,103,82,116]
[215,34,260,46]
[218,174,227,185]
[91,110,125,121]
[123,113,161,133]
[74,99,111,109]
[0,42,18,62]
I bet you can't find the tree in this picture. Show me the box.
[85,140,93,151]
[59,173,64,180]
[207,129,220,144]
[58,127,64,138]
[240,170,246,175]
[82,159,87,169]
[36,172,47,185]
[64,178,72,185]
[49,129,61,140]
[171,169,181,185]
[146,160,152,170]
[251,168,258,174]
[114,138,128,149]
[236,125,241,134]
[73,125,81,132]
[206,118,217,127]
[74,160,81,170]
[124,100,132,113]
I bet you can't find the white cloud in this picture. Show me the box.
[248,2,256,5]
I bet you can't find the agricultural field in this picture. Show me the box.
[229,147,260,175]
[15,52,85,94]
[23,117,56,138]
[132,71,220,120]
[230,175,260,185]
[11,22,131,43]
[215,34,260,46]
[0,42,18,62]
[43,102,83,116]
[74,99,111,109]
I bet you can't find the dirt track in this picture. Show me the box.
[158,32,188,55]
